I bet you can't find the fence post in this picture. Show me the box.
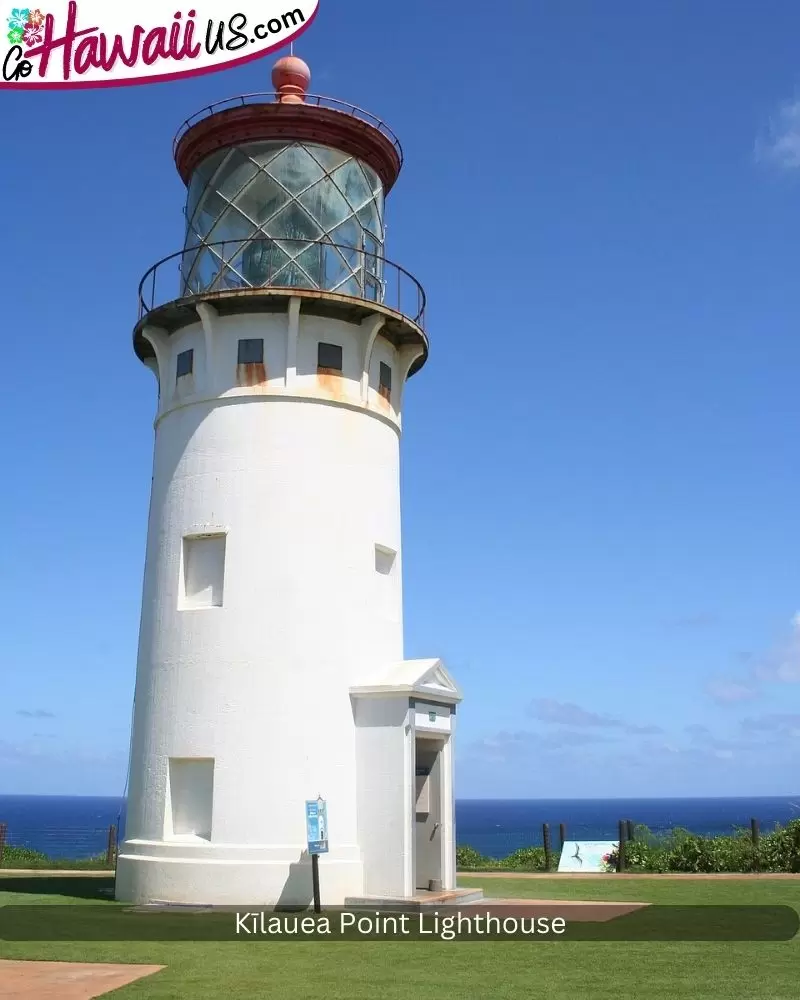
[626,819,635,842]
[750,818,760,873]
[542,823,552,872]
[559,823,567,851]
[106,825,117,866]
[0,823,6,866]
[617,820,626,872]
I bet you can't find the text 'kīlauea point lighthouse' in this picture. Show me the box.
[116,55,466,906]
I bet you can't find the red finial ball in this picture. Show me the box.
[272,55,311,104]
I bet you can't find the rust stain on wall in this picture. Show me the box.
[317,368,346,401]
[237,363,268,388]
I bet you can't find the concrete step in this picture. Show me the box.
[344,887,485,911]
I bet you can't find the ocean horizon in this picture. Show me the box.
[1,794,799,860]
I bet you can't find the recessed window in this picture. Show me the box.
[182,533,226,608]
[167,758,214,841]
[375,544,396,575]
[318,342,343,374]
[379,362,392,401]
[238,338,264,364]
[176,349,194,380]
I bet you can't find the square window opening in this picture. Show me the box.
[318,342,343,374]
[176,349,194,381]
[238,338,264,364]
[379,362,392,401]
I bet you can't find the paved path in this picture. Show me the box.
[0,961,163,999]
[463,871,800,880]
[0,871,112,878]
[3,869,799,880]
[3,870,800,880]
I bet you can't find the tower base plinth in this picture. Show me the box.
[115,842,363,907]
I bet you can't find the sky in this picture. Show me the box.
[3,0,800,799]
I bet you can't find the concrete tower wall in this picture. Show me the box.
[116,301,423,904]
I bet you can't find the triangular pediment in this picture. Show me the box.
[350,658,462,703]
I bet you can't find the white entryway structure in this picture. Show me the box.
[115,56,464,906]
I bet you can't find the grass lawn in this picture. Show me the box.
[0,874,797,998]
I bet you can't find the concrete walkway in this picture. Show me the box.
[4,869,799,880]
[464,871,800,879]
[0,961,163,999]
[4,869,800,880]
[0,871,112,878]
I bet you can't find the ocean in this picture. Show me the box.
[1,795,798,861]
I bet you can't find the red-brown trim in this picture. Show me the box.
[174,103,402,192]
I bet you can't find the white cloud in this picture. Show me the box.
[705,678,759,704]
[528,698,662,735]
[756,99,800,169]
[753,612,800,683]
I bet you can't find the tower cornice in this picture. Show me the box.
[174,97,403,193]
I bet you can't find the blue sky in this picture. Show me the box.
[3,0,800,799]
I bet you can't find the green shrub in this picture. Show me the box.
[459,818,800,874]
[456,845,495,869]
[501,846,561,871]
[760,819,800,872]
[1,845,112,870]
[1,845,50,867]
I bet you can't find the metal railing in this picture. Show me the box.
[173,92,403,167]
[137,238,426,329]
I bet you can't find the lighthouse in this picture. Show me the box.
[115,56,465,906]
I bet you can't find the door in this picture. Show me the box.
[414,740,443,890]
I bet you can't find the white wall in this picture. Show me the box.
[119,303,410,905]
[352,697,413,897]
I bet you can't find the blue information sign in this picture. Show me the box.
[305,797,329,855]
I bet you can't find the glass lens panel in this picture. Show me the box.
[216,148,260,202]
[242,239,288,286]
[190,248,222,292]
[234,171,292,227]
[186,150,226,223]
[336,276,362,298]
[333,160,373,212]
[296,244,324,287]
[270,203,323,256]
[329,218,362,257]
[265,143,324,194]
[321,244,353,289]
[206,204,254,245]
[361,161,383,197]
[282,260,317,289]
[192,187,229,240]
[245,141,287,168]
[357,200,382,238]
[307,144,350,171]
[298,179,353,231]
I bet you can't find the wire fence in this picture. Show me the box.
[0,821,118,866]
[0,814,784,871]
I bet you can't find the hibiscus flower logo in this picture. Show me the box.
[7,8,30,31]
[22,20,40,44]
[6,7,47,47]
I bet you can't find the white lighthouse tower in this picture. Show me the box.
[115,56,465,906]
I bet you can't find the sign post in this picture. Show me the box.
[305,797,328,913]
